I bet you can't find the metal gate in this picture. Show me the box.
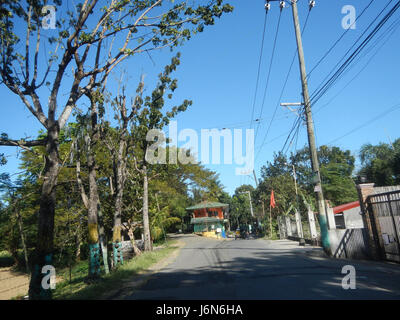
[368,190,400,262]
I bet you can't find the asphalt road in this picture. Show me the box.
[126,234,400,300]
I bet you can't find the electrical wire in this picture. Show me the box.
[326,102,400,145]
[306,0,376,80]
[280,115,302,154]
[254,9,283,142]
[309,0,400,107]
[310,0,395,103]
[250,10,270,131]
[314,14,400,115]
[255,5,312,161]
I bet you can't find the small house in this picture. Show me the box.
[333,201,364,229]
[186,201,229,238]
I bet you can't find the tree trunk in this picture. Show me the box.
[76,132,108,275]
[87,145,101,279]
[142,165,152,251]
[16,210,30,275]
[97,200,109,274]
[75,233,81,261]
[112,139,126,268]
[29,125,59,300]
[127,227,142,257]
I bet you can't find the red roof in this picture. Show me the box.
[333,201,360,214]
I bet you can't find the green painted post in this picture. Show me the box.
[113,242,123,267]
[89,243,101,278]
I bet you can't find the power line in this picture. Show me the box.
[306,0,376,80]
[250,9,270,130]
[280,115,302,154]
[256,5,312,161]
[254,126,300,150]
[309,0,400,107]
[310,0,394,103]
[286,113,303,156]
[309,0,392,90]
[326,102,400,145]
[313,14,400,115]
[254,7,283,142]
[201,113,291,131]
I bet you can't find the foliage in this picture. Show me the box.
[358,138,400,186]
[289,145,358,206]
[0,0,233,296]
[228,185,254,230]
[53,239,179,300]
[0,123,225,270]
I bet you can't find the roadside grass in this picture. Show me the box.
[262,234,280,240]
[53,240,178,300]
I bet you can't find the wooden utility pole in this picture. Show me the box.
[245,191,254,218]
[270,0,329,248]
[290,0,329,251]
[252,170,265,224]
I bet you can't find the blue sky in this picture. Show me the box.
[1,0,400,196]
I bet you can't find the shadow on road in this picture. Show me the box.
[122,236,400,300]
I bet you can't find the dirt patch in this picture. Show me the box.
[0,267,29,300]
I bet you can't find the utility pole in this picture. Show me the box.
[251,170,264,218]
[245,191,254,218]
[290,0,329,251]
[267,0,329,251]
[252,170,264,231]
[240,190,254,235]
[252,169,258,187]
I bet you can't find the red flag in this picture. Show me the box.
[270,190,276,208]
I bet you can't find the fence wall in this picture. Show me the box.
[278,214,321,246]
[329,228,370,260]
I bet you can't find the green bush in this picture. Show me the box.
[0,250,14,267]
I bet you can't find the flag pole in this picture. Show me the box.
[269,190,275,239]
[269,205,273,238]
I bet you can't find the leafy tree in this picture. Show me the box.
[129,52,192,251]
[291,145,358,206]
[253,145,359,238]
[228,185,254,231]
[0,0,233,299]
[359,138,400,186]
[258,153,299,212]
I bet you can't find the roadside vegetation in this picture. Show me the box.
[0,250,14,268]
[53,239,178,300]
[227,140,400,238]
[0,0,234,299]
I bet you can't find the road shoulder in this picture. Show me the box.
[102,238,186,300]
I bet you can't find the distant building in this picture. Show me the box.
[333,201,364,229]
[186,201,229,238]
